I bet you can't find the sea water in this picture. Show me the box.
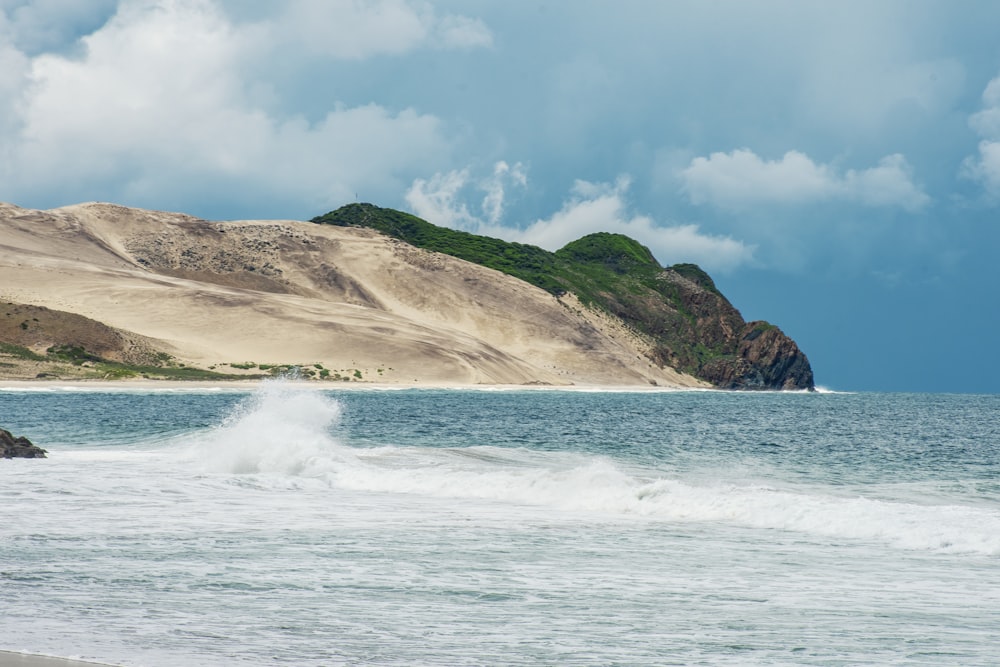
[1,383,998,666]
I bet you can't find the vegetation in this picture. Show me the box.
[312,203,755,378]
[312,204,566,294]
[0,341,262,381]
[0,342,47,361]
[48,344,105,364]
[1,304,331,383]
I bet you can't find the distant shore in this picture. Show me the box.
[0,378,712,393]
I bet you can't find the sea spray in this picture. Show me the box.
[186,378,355,476]
[178,382,1000,554]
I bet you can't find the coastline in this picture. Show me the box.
[0,377,714,393]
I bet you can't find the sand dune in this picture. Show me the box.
[0,202,706,387]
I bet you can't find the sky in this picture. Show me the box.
[1,0,998,393]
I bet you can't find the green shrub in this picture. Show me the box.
[0,342,46,361]
[47,345,103,365]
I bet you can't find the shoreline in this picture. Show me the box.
[0,377,718,393]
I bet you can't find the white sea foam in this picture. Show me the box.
[333,451,1000,554]
[184,379,356,476]
[6,386,1000,666]
[183,380,1000,555]
[813,385,855,394]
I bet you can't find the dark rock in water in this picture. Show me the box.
[1,427,47,458]
[699,322,814,391]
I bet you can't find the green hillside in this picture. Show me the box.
[311,203,813,390]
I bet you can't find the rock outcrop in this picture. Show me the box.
[699,323,814,390]
[600,263,814,390]
[1,428,47,458]
[632,267,815,391]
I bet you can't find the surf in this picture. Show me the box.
[178,380,1000,555]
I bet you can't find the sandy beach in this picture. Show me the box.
[0,378,708,393]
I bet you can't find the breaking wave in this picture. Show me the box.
[184,380,1000,555]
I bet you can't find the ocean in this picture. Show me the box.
[2,382,999,666]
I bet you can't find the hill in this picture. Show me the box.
[0,201,709,387]
[313,204,813,390]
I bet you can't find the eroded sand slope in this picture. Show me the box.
[0,202,706,387]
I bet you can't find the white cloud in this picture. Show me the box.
[519,177,754,273]
[432,13,493,50]
[968,77,1000,138]
[405,160,526,229]
[481,161,526,225]
[1,0,451,214]
[679,149,929,212]
[962,74,1000,199]
[0,11,29,140]
[844,154,931,210]
[680,150,837,206]
[961,141,1000,199]
[271,0,491,60]
[516,177,641,249]
[405,168,476,229]
[406,170,754,273]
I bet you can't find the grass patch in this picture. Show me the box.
[230,362,258,370]
[0,340,264,381]
[47,344,104,365]
[129,365,258,381]
[0,342,46,361]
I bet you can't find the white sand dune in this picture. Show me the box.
[0,201,705,388]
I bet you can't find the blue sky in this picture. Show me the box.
[2,0,998,393]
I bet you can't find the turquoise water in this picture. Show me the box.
[2,383,999,665]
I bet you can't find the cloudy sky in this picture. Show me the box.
[2,0,998,392]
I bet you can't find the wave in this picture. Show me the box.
[183,380,1000,555]
[183,379,355,476]
[813,385,855,394]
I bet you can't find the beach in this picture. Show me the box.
[0,378,709,393]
